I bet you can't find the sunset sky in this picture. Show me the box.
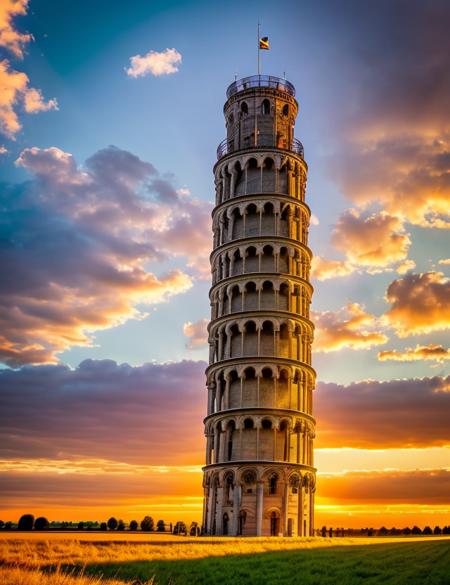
[0,0,449,529]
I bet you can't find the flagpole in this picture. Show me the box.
[257,21,260,75]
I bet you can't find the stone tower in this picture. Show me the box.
[202,75,316,537]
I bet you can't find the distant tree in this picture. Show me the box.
[0,520,4,530]
[5,522,13,530]
[117,520,125,531]
[443,526,450,535]
[140,516,154,532]
[18,514,34,531]
[34,517,49,531]
[412,526,422,535]
[190,522,200,536]
[129,520,138,531]
[156,520,165,532]
[321,526,327,537]
[402,527,411,535]
[107,517,118,530]
[77,521,85,530]
[100,522,107,531]
[434,526,442,535]
[423,526,432,535]
[170,522,173,533]
[379,526,388,536]
[173,521,187,535]
[328,527,333,537]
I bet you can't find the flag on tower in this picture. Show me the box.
[259,36,270,50]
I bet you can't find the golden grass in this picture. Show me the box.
[0,534,448,585]
[0,566,150,585]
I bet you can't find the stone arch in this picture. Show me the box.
[260,319,275,355]
[259,366,275,408]
[261,199,276,232]
[246,245,258,273]
[260,279,275,310]
[261,244,274,272]
[246,157,260,195]
[261,157,276,193]
[229,283,242,313]
[261,98,271,115]
[228,368,240,409]
[243,202,258,238]
[244,280,258,311]
[242,365,257,406]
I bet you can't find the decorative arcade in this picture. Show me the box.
[202,75,316,536]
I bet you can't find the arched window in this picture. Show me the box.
[241,101,248,115]
[282,104,289,116]
[269,473,278,495]
[261,99,270,115]
[261,418,272,430]
[243,417,254,429]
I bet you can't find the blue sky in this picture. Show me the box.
[1,0,449,383]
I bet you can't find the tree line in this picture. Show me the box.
[0,515,200,535]
[319,525,450,537]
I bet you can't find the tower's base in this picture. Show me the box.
[202,462,315,537]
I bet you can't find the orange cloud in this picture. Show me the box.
[313,303,388,352]
[378,344,450,363]
[183,319,209,350]
[396,259,416,275]
[310,256,353,281]
[332,209,411,269]
[384,272,450,337]
[316,375,450,449]
[0,0,31,59]
[318,469,450,505]
[334,135,450,229]
[0,59,58,139]
[0,2,58,140]
[0,462,203,523]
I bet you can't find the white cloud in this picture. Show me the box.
[126,48,182,78]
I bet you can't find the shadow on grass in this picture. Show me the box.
[72,540,450,585]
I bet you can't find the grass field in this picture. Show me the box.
[0,533,449,585]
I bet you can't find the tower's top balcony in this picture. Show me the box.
[217,136,304,160]
[226,75,296,99]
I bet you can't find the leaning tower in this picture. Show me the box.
[202,75,316,537]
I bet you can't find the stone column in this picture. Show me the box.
[256,481,264,536]
[207,485,214,535]
[216,486,224,534]
[309,490,315,536]
[298,482,304,536]
[224,377,230,410]
[232,483,241,535]
[283,481,289,536]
